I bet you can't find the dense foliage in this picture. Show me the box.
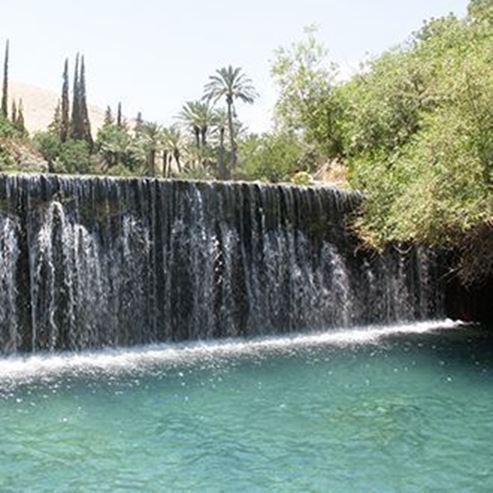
[238,132,305,182]
[345,3,491,237]
[344,0,492,283]
[269,1,492,282]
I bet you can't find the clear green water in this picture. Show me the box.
[0,321,492,492]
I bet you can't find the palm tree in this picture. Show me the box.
[176,101,215,149]
[203,66,257,173]
[139,122,163,175]
[212,108,228,179]
[96,124,133,171]
[162,125,183,175]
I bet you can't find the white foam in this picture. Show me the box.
[0,320,465,383]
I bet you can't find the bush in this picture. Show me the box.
[0,143,14,169]
[179,165,214,181]
[271,2,492,281]
[54,140,95,174]
[0,115,20,139]
[238,133,305,182]
[34,131,62,168]
[291,171,312,186]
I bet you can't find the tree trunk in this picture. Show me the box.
[162,150,168,177]
[218,127,227,180]
[174,149,182,173]
[201,127,207,148]
[227,96,236,174]
[148,148,156,175]
[194,127,200,148]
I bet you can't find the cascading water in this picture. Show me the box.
[0,174,443,353]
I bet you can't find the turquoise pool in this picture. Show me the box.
[0,321,492,492]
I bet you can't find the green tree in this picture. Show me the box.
[1,40,9,119]
[96,123,135,171]
[239,132,304,182]
[116,102,123,128]
[203,66,257,171]
[213,108,228,179]
[48,101,62,136]
[70,54,81,140]
[34,131,62,172]
[342,2,493,283]
[15,99,25,134]
[55,139,93,174]
[162,125,183,175]
[103,105,114,126]
[0,112,20,139]
[271,27,345,159]
[468,0,493,22]
[162,125,183,177]
[60,58,70,142]
[134,111,144,135]
[10,99,16,123]
[177,100,215,149]
[137,122,163,175]
[68,54,92,146]
[177,101,200,147]
[79,56,93,147]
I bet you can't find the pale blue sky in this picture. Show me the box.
[0,0,468,132]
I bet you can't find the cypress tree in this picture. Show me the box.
[60,58,70,142]
[1,40,9,118]
[11,99,17,123]
[16,99,25,133]
[49,101,62,135]
[70,53,81,139]
[135,111,144,134]
[104,105,113,126]
[116,102,122,128]
[79,55,92,146]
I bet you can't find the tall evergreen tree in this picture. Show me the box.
[60,58,70,142]
[11,99,17,123]
[16,99,25,133]
[79,55,93,146]
[1,40,9,118]
[49,101,62,135]
[135,111,144,134]
[70,53,81,139]
[116,102,122,128]
[104,105,113,126]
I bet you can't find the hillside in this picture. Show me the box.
[10,81,106,136]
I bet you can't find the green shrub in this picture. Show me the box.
[238,133,305,182]
[291,171,312,186]
[0,143,14,169]
[34,131,62,167]
[54,140,95,174]
[0,115,19,139]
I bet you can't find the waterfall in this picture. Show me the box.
[0,174,443,353]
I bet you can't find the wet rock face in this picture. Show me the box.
[445,275,493,324]
[0,174,443,353]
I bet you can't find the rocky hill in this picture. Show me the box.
[11,81,106,136]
